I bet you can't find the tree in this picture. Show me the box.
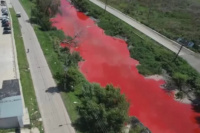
[31,0,60,30]
[34,0,60,17]
[172,72,189,90]
[195,77,200,95]
[71,0,89,12]
[65,67,86,91]
[77,84,129,133]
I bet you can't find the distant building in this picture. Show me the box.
[0,79,23,128]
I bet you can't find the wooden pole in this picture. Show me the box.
[173,44,184,62]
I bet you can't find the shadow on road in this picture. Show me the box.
[45,87,60,93]
[25,19,30,23]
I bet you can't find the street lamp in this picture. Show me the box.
[173,44,184,62]
[104,0,108,13]
[63,66,68,91]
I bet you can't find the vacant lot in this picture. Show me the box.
[101,0,200,52]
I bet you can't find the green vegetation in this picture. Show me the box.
[31,0,60,30]
[76,84,129,133]
[172,72,189,90]
[101,0,200,52]
[71,0,200,96]
[10,8,43,132]
[128,117,151,133]
[0,129,15,133]
[129,125,146,133]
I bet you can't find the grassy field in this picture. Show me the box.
[101,0,200,52]
[9,8,43,132]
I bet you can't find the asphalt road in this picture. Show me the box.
[10,0,76,132]
[90,0,200,73]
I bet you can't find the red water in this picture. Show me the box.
[51,0,200,132]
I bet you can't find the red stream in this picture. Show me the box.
[51,0,200,132]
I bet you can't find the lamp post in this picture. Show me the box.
[173,44,184,62]
[64,67,68,91]
[104,0,108,13]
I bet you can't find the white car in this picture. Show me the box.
[1,8,7,12]
[2,9,8,13]
[0,16,9,20]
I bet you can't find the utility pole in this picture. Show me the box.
[30,6,32,24]
[104,0,108,13]
[173,44,184,62]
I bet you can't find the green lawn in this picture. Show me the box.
[101,0,200,52]
[9,8,43,132]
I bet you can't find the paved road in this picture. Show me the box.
[90,0,200,73]
[10,0,76,133]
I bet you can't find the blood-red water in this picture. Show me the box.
[51,0,200,132]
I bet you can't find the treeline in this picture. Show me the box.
[29,0,130,132]
[71,0,200,96]
[31,0,60,30]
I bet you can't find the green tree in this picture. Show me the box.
[31,0,60,30]
[195,77,200,95]
[65,67,86,91]
[172,72,189,90]
[77,84,129,133]
[71,0,89,12]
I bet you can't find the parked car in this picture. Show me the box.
[0,15,8,20]
[3,30,11,34]
[2,12,8,16]
[1,8,7,12]
[1,18,9,22]
[3,27,11,30]
[2,9,7,13]
[1,7,7,10]
[1,19,9,23]
[1,6,7,11]
[2,22,10,27]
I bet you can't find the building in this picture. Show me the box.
[0,79,23,128]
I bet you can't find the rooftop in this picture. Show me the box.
[0,79,23,118]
